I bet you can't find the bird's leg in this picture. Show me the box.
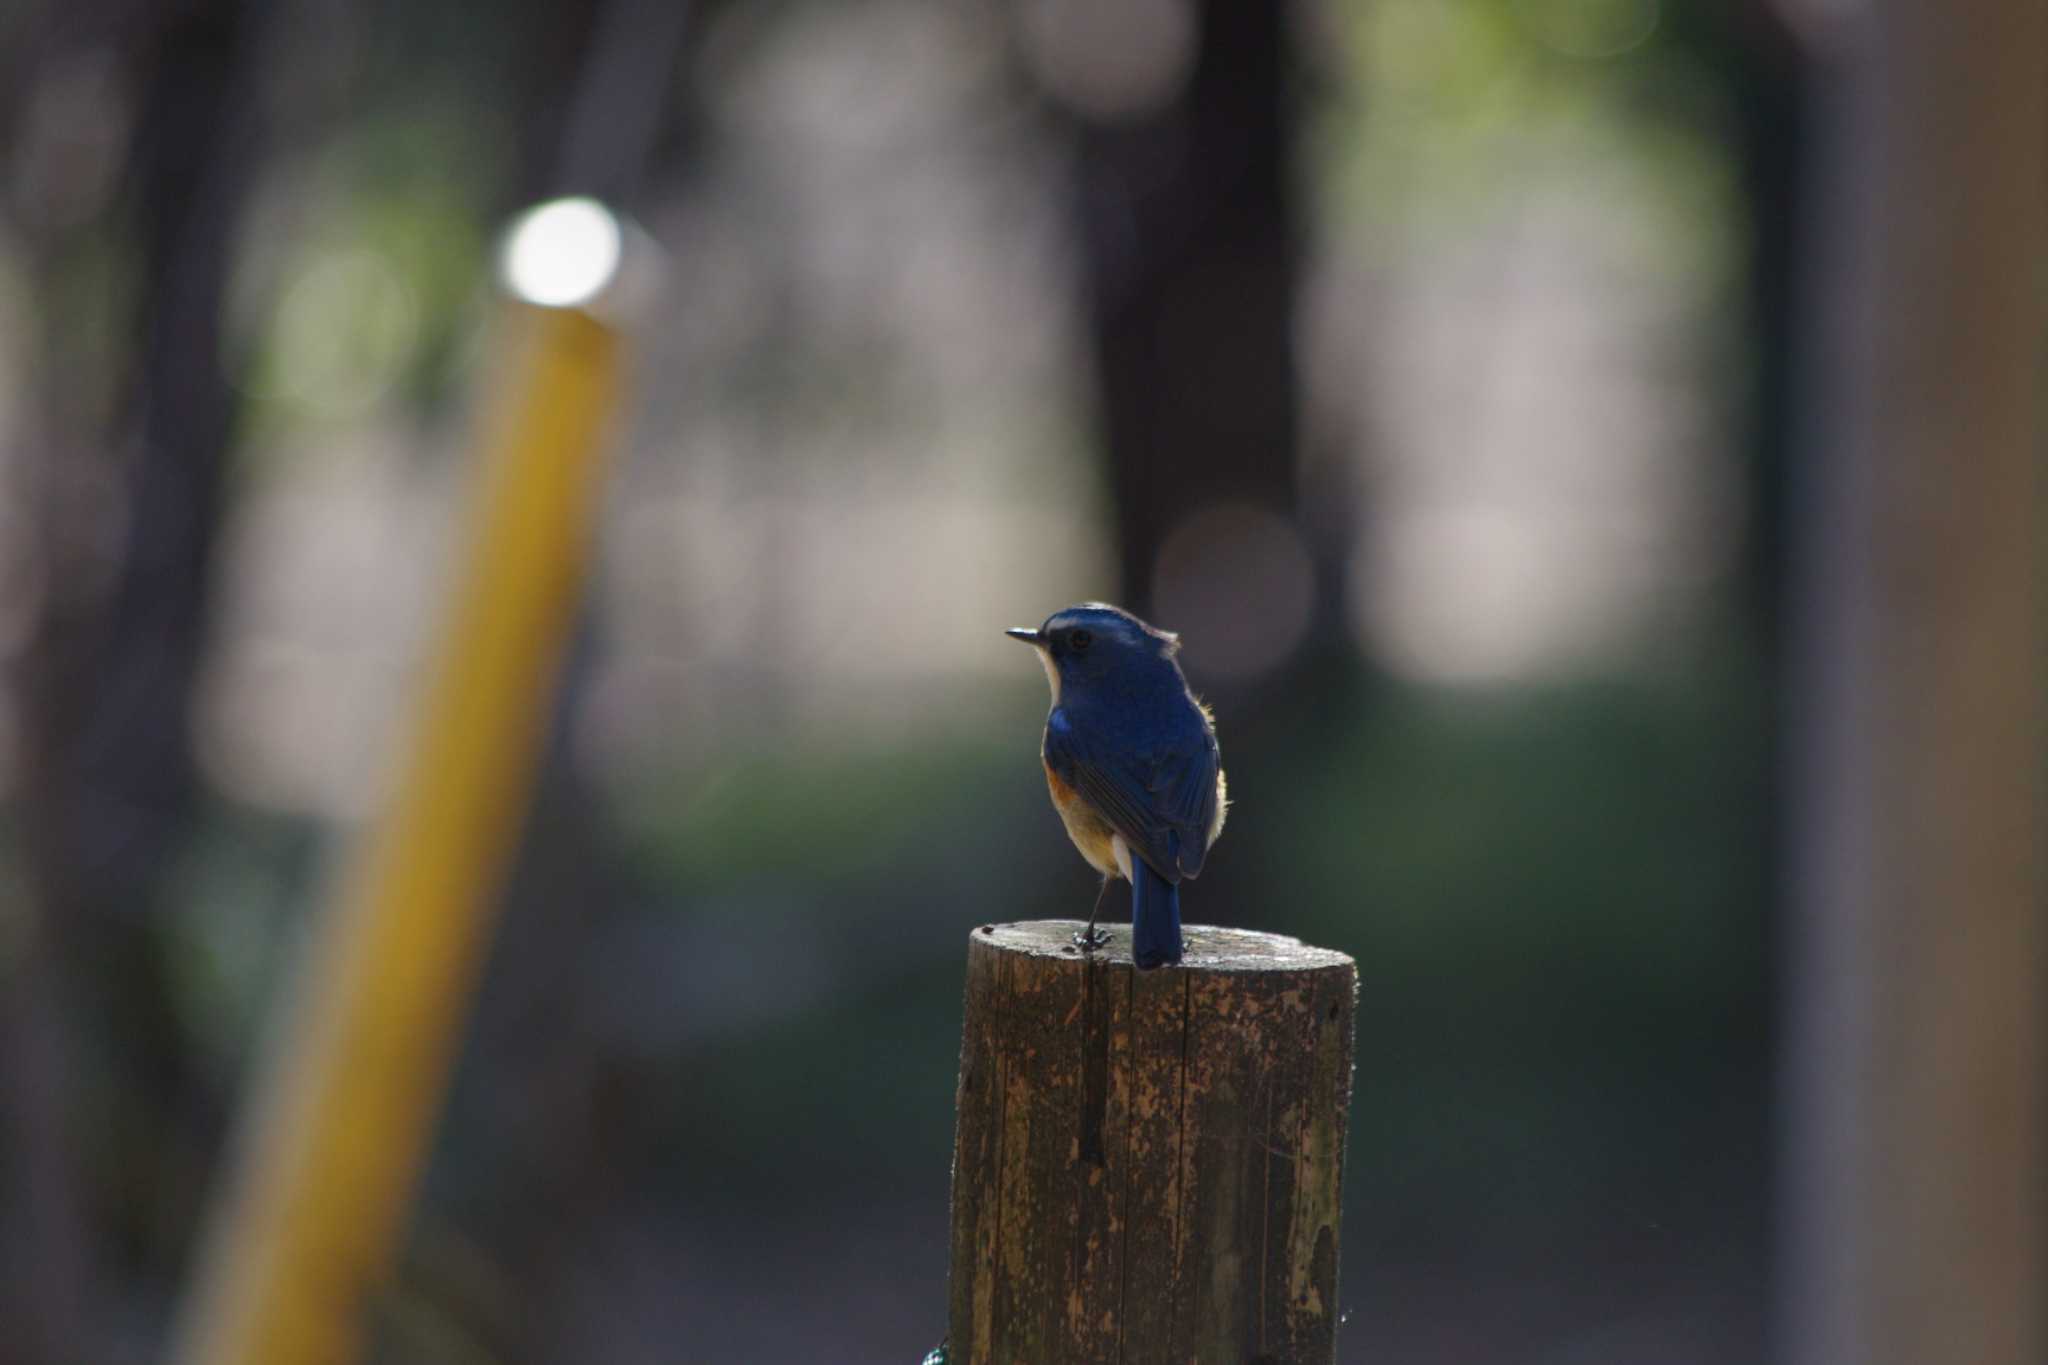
[1076,876,1112,951]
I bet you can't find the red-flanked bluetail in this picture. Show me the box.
[1006,604,1227,969]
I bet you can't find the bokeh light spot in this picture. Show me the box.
[1152,502,1315,681]
[1523,0,1661,60]
[1017,0,1196,123]
[267,249,419,416]
[500,197,622,308]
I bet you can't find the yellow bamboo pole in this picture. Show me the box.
[171,299,623,1365]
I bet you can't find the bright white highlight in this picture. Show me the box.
[499,197,622,308]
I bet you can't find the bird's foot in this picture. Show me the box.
[1073,925,1110,952]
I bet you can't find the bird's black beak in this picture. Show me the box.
[1005,627,1044,644]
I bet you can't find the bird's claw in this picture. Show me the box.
[1073,926,1110,952]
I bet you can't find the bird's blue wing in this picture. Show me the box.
[1044,711,1219,882]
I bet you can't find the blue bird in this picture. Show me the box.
[1006,604,1227,969]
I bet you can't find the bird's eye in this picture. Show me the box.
[1068,629,1093,651]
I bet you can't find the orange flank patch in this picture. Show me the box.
[1042,759,1122,880]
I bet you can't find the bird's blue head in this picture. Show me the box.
[1005,602,1183,702]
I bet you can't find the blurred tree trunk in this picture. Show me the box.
[1783,3,2045,1363]
[1068,0,1301,615]
[1668,0,1810,645]
[3,2,261,1357]
[1726,3,1811,1333]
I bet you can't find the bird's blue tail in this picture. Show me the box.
[1130,859,1183,970]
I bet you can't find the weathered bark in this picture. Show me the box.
[948,921,1356,1365]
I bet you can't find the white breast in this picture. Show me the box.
[1033,644,1060,703]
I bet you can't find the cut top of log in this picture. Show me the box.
[973,919,1355,977]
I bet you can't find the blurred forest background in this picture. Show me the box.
[0,0,2037,1362]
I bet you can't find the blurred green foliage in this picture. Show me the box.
[0,1,1789,1359]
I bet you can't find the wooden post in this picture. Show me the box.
[947,921,1357,1365]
